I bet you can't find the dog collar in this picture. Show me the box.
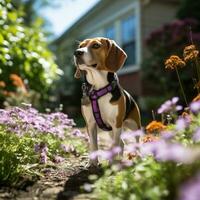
[89,81,117,131]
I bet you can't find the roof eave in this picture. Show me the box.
[53,0,108,45]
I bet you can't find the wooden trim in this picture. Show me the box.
[118,65,140,75]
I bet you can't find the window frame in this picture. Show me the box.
[121,14,137,68]
[83,1,141,75]
[104,25,116,40]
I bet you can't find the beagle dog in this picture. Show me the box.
[74,37,141,165]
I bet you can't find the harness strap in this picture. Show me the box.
[89,84,114,131]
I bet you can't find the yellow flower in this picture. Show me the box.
[183,45,199,62]
[146,120,166,134]
[165,55,186,70]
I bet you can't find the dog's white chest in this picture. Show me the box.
[82,93,118,128]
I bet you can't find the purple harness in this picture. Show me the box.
[88,84,114,131]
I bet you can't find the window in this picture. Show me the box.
[121,15,136,66]
[105,26,115,40]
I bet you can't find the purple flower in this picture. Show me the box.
[193,128,200,142]
[140,141,159,157]
[161,131,175,140]
[121,130,144,140]
[98,150,113,161]
[89,147,122,162]
[111,146,122,155]
[140,140,200,164]
[60,144,71,153]
[157,97,182,114]
[89,150,99,160]
[176,118,188,131]
[83,183,92,192]
[71,129,87,139]
[190,101,200,113]
[34,144,40,153]
[179,173,200,200]
[176,105,183,111]
[172,97,179,104]
[53,155,65,163]
[158,143,200,164]
[125,143,140,154]
[40,152,47,164]
[34,143,48,153]
[0,105,77,139]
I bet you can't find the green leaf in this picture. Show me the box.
[8,12,17,22]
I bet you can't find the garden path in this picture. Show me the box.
[0,129,110,200]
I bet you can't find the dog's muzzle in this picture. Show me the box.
[74,50,84,57]
[74,50,85,65]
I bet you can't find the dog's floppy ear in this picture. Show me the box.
[105,39,127,72]
[74,67,81,79]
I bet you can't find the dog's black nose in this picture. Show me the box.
[74,50,84,57]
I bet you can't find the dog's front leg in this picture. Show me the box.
[87,123,98,166]
[112,127,124,157]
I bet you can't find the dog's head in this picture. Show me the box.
[74,37,127,78]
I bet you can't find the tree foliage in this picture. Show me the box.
[11,0,61,26]
[177,0,200,23]
[0,0,62,107]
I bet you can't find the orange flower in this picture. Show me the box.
[165,55,186,70]
[9,74,27,92]
[2,90,15,96]
[183,45,199,62]
[181,111,192,122]
[192,94,200,102]
[141,134,159,143]
[182,112,189,117]
[0,81,6,88]
[146,120,166,134]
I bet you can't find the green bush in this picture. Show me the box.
[0,0,62,108]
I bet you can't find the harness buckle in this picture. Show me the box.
[111,80,117,89]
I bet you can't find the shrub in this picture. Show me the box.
[0,0,62,108]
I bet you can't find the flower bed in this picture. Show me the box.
[88,99,200,200]
[0,105,88,186]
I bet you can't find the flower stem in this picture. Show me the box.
[151,110,155,121]
[175,67,188,107]
[189,26,200,83]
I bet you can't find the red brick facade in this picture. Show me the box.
[119,71,142,97]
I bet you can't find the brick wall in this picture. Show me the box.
[118,71,141,97]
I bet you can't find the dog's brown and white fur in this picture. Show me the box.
[74,37,141,165]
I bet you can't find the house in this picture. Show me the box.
[53,0,179,114]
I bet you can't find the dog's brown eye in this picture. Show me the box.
[92,43,101,49]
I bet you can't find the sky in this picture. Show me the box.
[41,0,100,39]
